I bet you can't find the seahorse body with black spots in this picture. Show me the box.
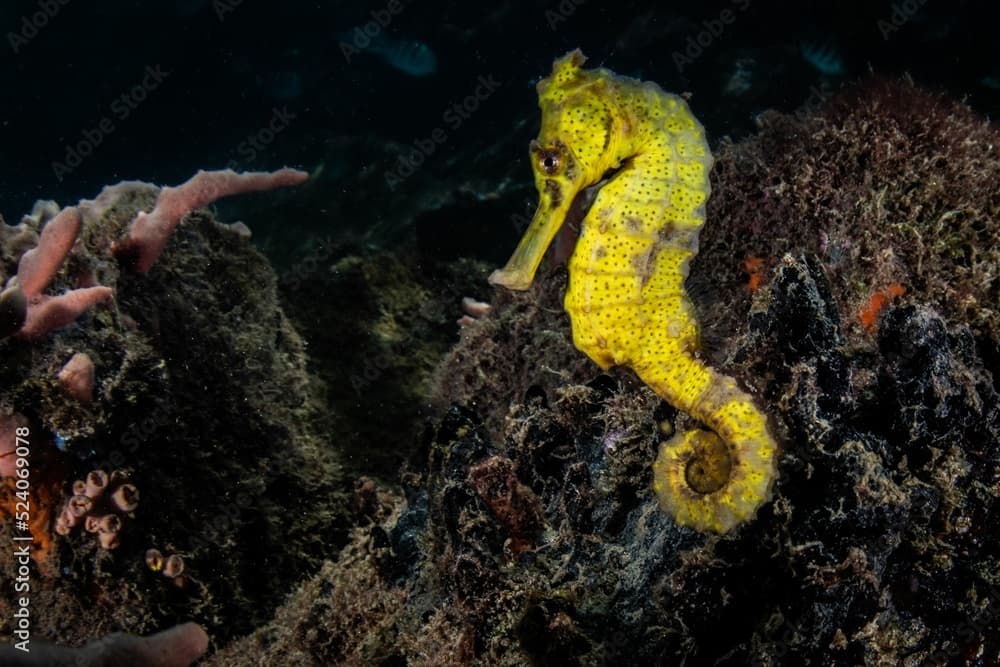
[489,50,778,534]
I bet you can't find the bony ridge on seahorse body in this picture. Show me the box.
[489,49,778,534]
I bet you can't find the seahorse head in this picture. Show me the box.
[490,49,632,290]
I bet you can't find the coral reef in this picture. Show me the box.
[0,169,349,647]
[208,77,999,665]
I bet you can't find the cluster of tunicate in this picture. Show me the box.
[145,548,186,586]
[54,469,139,550]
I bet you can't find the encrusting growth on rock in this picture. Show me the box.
[57,352,96,404]
[490,50,778,533]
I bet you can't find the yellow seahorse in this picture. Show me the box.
[489,50,777,534]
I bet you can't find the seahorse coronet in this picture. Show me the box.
[491,50,779,534]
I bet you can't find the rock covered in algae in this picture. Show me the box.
[207,79,999,666]
[0,181,349,647]
[279,248,493,478]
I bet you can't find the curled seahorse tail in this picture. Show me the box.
[642,357,778,534]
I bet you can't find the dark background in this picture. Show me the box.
[1,0,996,253]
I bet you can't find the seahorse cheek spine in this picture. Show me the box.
[492,50,778,534]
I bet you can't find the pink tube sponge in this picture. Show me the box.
[2,205,114,339]
[16,206,82,298]
[114,167,309,272]
[18,286,113,338]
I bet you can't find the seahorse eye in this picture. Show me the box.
[540,153,560,174]
[529,139,567,177]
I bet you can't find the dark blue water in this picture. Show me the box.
[1,0,996,244]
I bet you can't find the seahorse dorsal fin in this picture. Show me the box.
[551,49,587,80]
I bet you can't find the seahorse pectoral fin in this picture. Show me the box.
[489,193,575,290]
